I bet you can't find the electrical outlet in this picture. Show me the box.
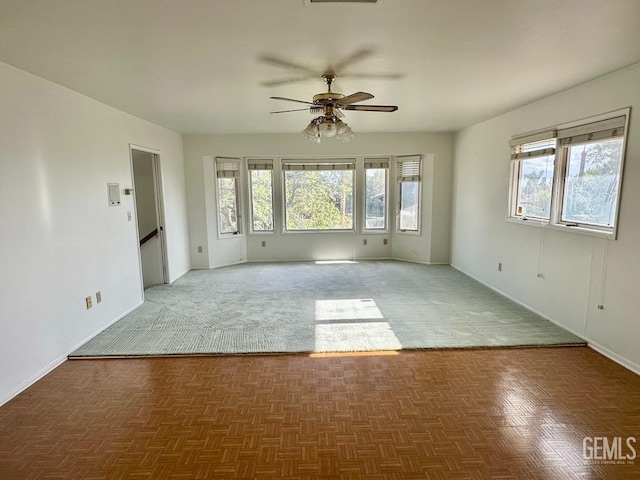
[197,246,203,253]
[363,239,367,245]
[96,291,102,303]
[383,238,388,245]
[85,296,93,309]
[261,241,266,247]
[498,262,502,272]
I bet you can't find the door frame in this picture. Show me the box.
[129,144,169,296]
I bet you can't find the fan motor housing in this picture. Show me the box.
[313,92,344,103]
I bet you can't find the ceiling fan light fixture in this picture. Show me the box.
[319,118,338,137]
[302,120,321,143]
[337,124,354,143]
[302,116,354,143]
[335,120,348,135]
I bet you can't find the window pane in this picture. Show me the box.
[399,181,419,231]
[284,170,353,230]
[365,168,386,229]
[515,154,554,219]
[250,170,274,231]
[562,138,623,227]
[217,177,238,234]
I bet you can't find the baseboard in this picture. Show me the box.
[450,264,587,339]
[169,267,191,284]
[356,257,393,261]
[242,257,446,264]
[246,257,393,263]
[392,257,450,266]
[588,341,640,376]
[0,301,143,407]
[0,354,67,407]
[70,302,144,356]
[210,259,247,269]
[450,263,639,377]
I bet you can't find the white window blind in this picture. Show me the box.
[282,161,355,171]
[364,159,389,169]
[557,116,626,146]
[247,158,274,170]
[216,158,240,178]
[397,155,421,182]
[509,130,557,160]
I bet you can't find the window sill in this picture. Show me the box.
[395,230,421,236]
[218,233,245,240]
[506,217,548,228]
[506,217,615,239]
[282,229,356,235]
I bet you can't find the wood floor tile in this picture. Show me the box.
[1,347,639,479]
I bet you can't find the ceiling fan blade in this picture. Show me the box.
[262,77,314,87]
[259,55,318,75]
[344,105,398,112]
[270,96,315,105]
[270,108,313,114]
[340,73,403,80]
[331,48,375,73]
[336,92,374,106]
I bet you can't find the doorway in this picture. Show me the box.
[131,146,168,290]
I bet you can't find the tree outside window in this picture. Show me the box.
[283,166,354,231]
[562,138,623,227]
[249,169,274,231]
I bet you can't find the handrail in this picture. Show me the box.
[140,228,158,247]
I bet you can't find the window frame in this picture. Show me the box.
[281,158,357,234]
[214,157,243,238]
[508,133,557,223]
[247,158,275,234]
[508,109,630,239]
[362,157,390,233]
[395,155,422,235]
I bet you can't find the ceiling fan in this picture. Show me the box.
[270,73,398,143]
[259,49,402,87]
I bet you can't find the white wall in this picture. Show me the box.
[184,133,453,267]
[451,62,640,373]
[0,62,191,405]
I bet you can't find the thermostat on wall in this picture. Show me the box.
[108,183,121,206]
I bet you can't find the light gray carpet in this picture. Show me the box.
[70,261,585,357]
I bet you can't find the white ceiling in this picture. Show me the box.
[1,0,639,134]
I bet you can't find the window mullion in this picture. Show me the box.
[549,146,567,226]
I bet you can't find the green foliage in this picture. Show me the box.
[365,169,386,228]
[521,169,552,218]
[217,177,238,233]
[250,171,274,231]
[517,138,623,226]
[562,140,622,226]
[284,170,353,230]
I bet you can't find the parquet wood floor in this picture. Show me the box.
[1,347,639,479]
